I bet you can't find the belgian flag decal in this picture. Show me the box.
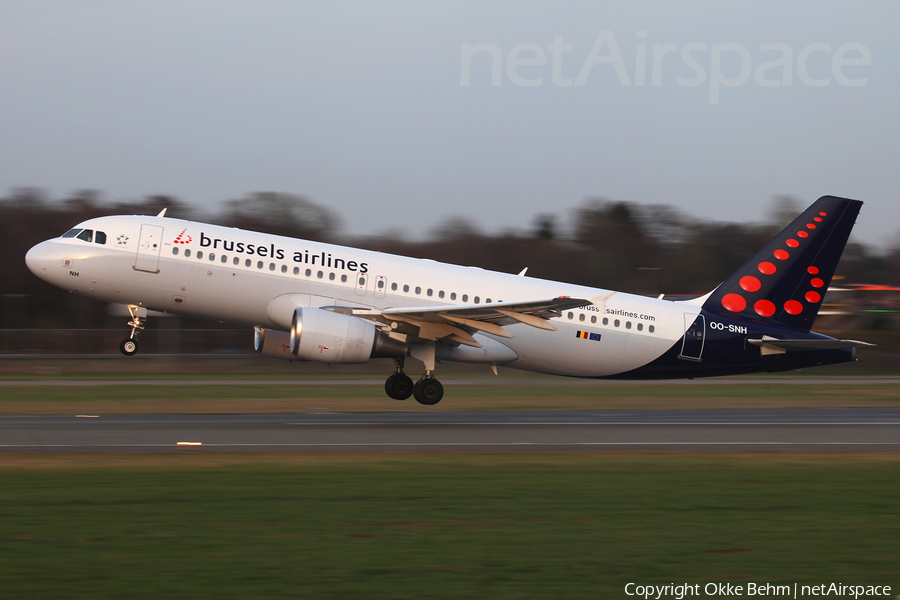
[576,331,602,341]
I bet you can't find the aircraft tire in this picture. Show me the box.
[385,373,414,400]
[413,378,443,405]
[119,338,139,356]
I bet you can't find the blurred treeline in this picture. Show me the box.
[2,189,897,330]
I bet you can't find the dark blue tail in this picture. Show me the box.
[702,196,863,331]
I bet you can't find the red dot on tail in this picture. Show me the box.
[774,249,789,260]
[807,266,819,274]
[819,212,827,216]
[722,293,747,312]
[814,217,822,222]
[807,223,817,229]
[810,278,824,288]
[786,239,799,248]
[784,300,803,315]
[754,299,776,317]
[797,231,809,238]
[758,262,776,275]
[740,276,761,292]
[805,291,821,303]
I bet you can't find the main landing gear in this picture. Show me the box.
[119,305,146,356]
[384,357,444,405]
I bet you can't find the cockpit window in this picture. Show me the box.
[62,228,82,238]
[75,229,93,243]
[95,231,107,245]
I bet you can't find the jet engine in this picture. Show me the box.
[289,307,406,363]
[253,326,295,360]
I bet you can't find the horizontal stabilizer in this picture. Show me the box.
[748,335,875,356]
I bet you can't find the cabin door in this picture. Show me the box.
[134,224,163,273]
[678,313,705,361]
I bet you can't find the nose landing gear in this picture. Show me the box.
[119,305,146,356]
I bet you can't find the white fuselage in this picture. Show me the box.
[25,215,699,377]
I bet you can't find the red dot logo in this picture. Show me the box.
[758,262,776,275]
[774,249,789,260]
[810,278,824,288]
[784,300,803,315]
[805,291,821,303]
[754,299,776,317]
[807,223,817,229]
[807,266,819,274]
[786,239,799,248]
[740,276,761,292]
[814,217,822,222]
[722,293,747,312]
[797,231,809,238]
[819,212,827,216]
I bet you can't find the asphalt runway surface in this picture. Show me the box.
[1,408,898,452]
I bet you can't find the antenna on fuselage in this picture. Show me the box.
[156,208,167,218]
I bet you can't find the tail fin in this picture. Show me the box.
[702,196,862,331]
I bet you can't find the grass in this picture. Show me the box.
[0,380,899,414]
[0,453,898,599]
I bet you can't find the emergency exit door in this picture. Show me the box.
[678,313,705,361]
[134,224,163,273]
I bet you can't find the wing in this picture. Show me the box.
[342,293,614,348]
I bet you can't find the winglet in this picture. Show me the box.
[589,291,616,313]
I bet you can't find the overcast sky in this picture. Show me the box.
[2,1,898,247]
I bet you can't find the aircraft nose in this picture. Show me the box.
[25,240,55,279]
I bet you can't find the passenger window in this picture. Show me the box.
[245,259,251,267]
[257,261,263,269]
[269,263,275,271]
[649,325,655,333]
[450,292,457,300]
[474,297,480,304]
[172,248,179,256]
[197,251,203,259]
[377,279,384,288]
[486,298,492,303]
[391,283,398,291]
[579,314,585,322]
[293,267,300,275]
[403,285,410,293]
[591,316,596,324]
[95,231,107,244]
[234,257,240,265]
[281,265,287,273]
[62,229,82,238]
[76,229,93,243]
[637,323,643,331]
[462,294,468,302]
[305,269,312,277]
[439,290,445,299]
[614,319,620,327]
[329,273,335,281]
[185,249,191,257]
[318,271,324,279]
[626,321,632,329]
[602,317,608,325]
[221,255,228,263]
[567,312,573,320]
[341,274,347,283]
[427,289,433,297]
[209,253,215,261]
[415,287,421,295]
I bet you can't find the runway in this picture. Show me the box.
[1,408,898,452]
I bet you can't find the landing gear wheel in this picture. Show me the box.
[119,338,139,356]
[413,378,443,406]
[385,373,414,400]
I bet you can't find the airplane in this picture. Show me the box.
[25,195,872,405]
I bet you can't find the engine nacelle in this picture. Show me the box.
[290,307,394,364]
[253,326,295,360]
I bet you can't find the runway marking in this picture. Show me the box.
[2,442,900,449]
[176,442,202,446]
[76,415,99,418]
